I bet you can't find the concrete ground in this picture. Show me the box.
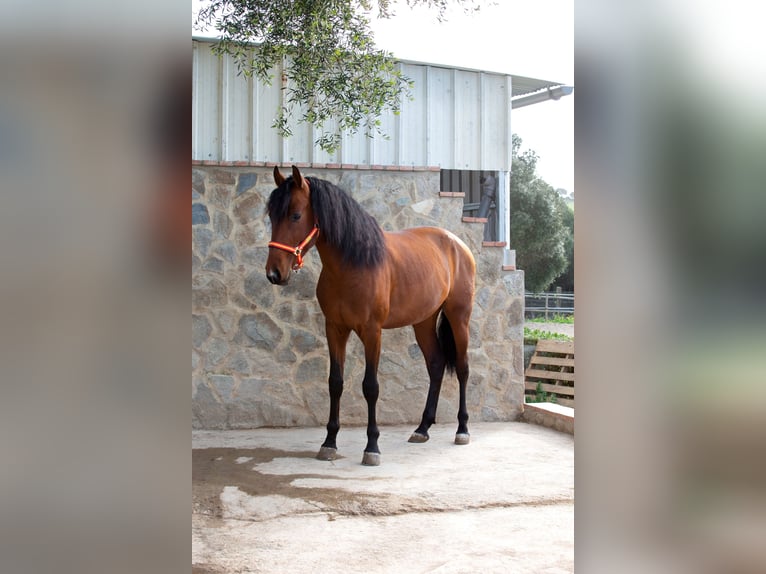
[193,421,574,574]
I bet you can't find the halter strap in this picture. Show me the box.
[268,225,320,271]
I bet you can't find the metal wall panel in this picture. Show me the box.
[252,64,282,163]
[311,117,339,165]
[342,124,371,166]
[453,70,481,169]
[221,56,250,161]
[192,42,221,161]
[427,66,455,167]
[192,40,516,170]
[372,84,398,165]
[482,73,510,170]
[399,63,427,166]
[284,96,312,164]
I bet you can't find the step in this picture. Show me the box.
[521,402,574,435]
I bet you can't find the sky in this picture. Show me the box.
[367,0,574,193]
[193,0,573,193]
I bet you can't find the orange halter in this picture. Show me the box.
[268,225,320,271]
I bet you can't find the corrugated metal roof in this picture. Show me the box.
[391,56,561,98]
[507,73,562,97]
[191,36,562,96]
[192,38,562,170]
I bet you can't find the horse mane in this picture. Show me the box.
[268,176,386,268]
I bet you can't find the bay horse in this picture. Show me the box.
[266,166,476,466]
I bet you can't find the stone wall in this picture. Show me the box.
[192,164,525,429]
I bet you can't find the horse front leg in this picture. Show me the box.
[317,321,350,461]
[360,326,382,466]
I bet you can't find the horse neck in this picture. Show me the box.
[314,235,345,275]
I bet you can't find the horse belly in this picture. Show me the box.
[316,276,390,330]
[382,282,448,329]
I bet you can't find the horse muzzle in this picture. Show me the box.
[266,267,290,285]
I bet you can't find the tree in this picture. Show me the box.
[509,134,569,293]
[194,0,481,153]
[552,202,574,292]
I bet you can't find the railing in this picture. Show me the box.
[525,290,574,320]
[462,202,497,242]
[524,340,575,408]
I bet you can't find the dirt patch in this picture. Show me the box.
[193,447,422,520]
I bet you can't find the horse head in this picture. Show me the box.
[265,165,319,285]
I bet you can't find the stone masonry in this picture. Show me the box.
[192,165,525,429]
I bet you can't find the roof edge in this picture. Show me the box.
[191,36,561,95]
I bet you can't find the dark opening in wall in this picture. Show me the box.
[440,169,500,241]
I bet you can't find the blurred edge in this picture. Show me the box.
[0,1,189,573]
[576,1,766,573]
[2,0,766,573]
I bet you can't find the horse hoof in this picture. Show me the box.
[454,433,471,445]
[361,451,381,466]
[408,432,429,443]
[317,446,338,461]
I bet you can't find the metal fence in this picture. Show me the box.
[525,290,574,319]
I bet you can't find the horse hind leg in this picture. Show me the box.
[408,313,446,443]
[443,305,472,445]
[454,365,471,446]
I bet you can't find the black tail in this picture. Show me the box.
[437,313,457,375]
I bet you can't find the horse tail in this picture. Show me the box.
[437,312,457,375]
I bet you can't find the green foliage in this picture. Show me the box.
[523,327,573,345]
[525,382,558,404]
[195,0,406,153]
[528,314,574,324]
[552,202,574,291]
[509,134,569,293]
[194,0,482,153]
[398,0,483,20]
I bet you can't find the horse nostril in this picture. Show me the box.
[267,269,281,284]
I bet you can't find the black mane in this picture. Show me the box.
[267,176,386,268]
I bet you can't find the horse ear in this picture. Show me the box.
[274,166,285,186]
[291,165,304,188]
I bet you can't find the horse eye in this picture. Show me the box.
[290,212,301,222]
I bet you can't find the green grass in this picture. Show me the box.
[523,327,573,345]
[527,314,574,324]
